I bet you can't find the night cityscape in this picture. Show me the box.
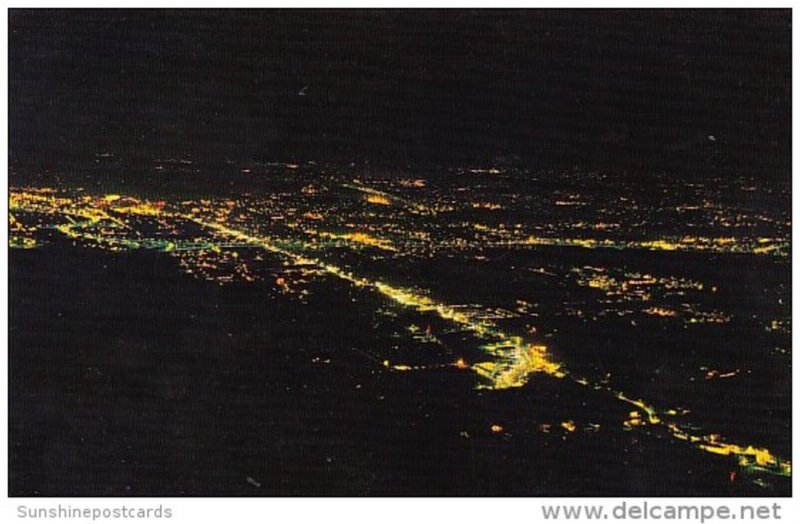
[7,9,792,496]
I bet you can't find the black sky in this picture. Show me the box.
[8,9,792,177]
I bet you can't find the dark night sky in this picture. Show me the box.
[8,9,792,177]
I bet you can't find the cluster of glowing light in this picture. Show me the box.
[566,266,726,325]
[110,200,163,216]
[342,182,433,215]
[474,340,565,389]
[317,231,397,252]
[9,213,38,248]
[471,202,503,210]
[8,186,791,483]
[643,307,678,318]
[668,425,791,477]
[399,178,426,188]
[691,367,741,382]
[365,194,391,206]
[303,211,324,221]
[623,411,644,428]
[9,236,37,249]
[572,266,704,296]
[523,235,788,256]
